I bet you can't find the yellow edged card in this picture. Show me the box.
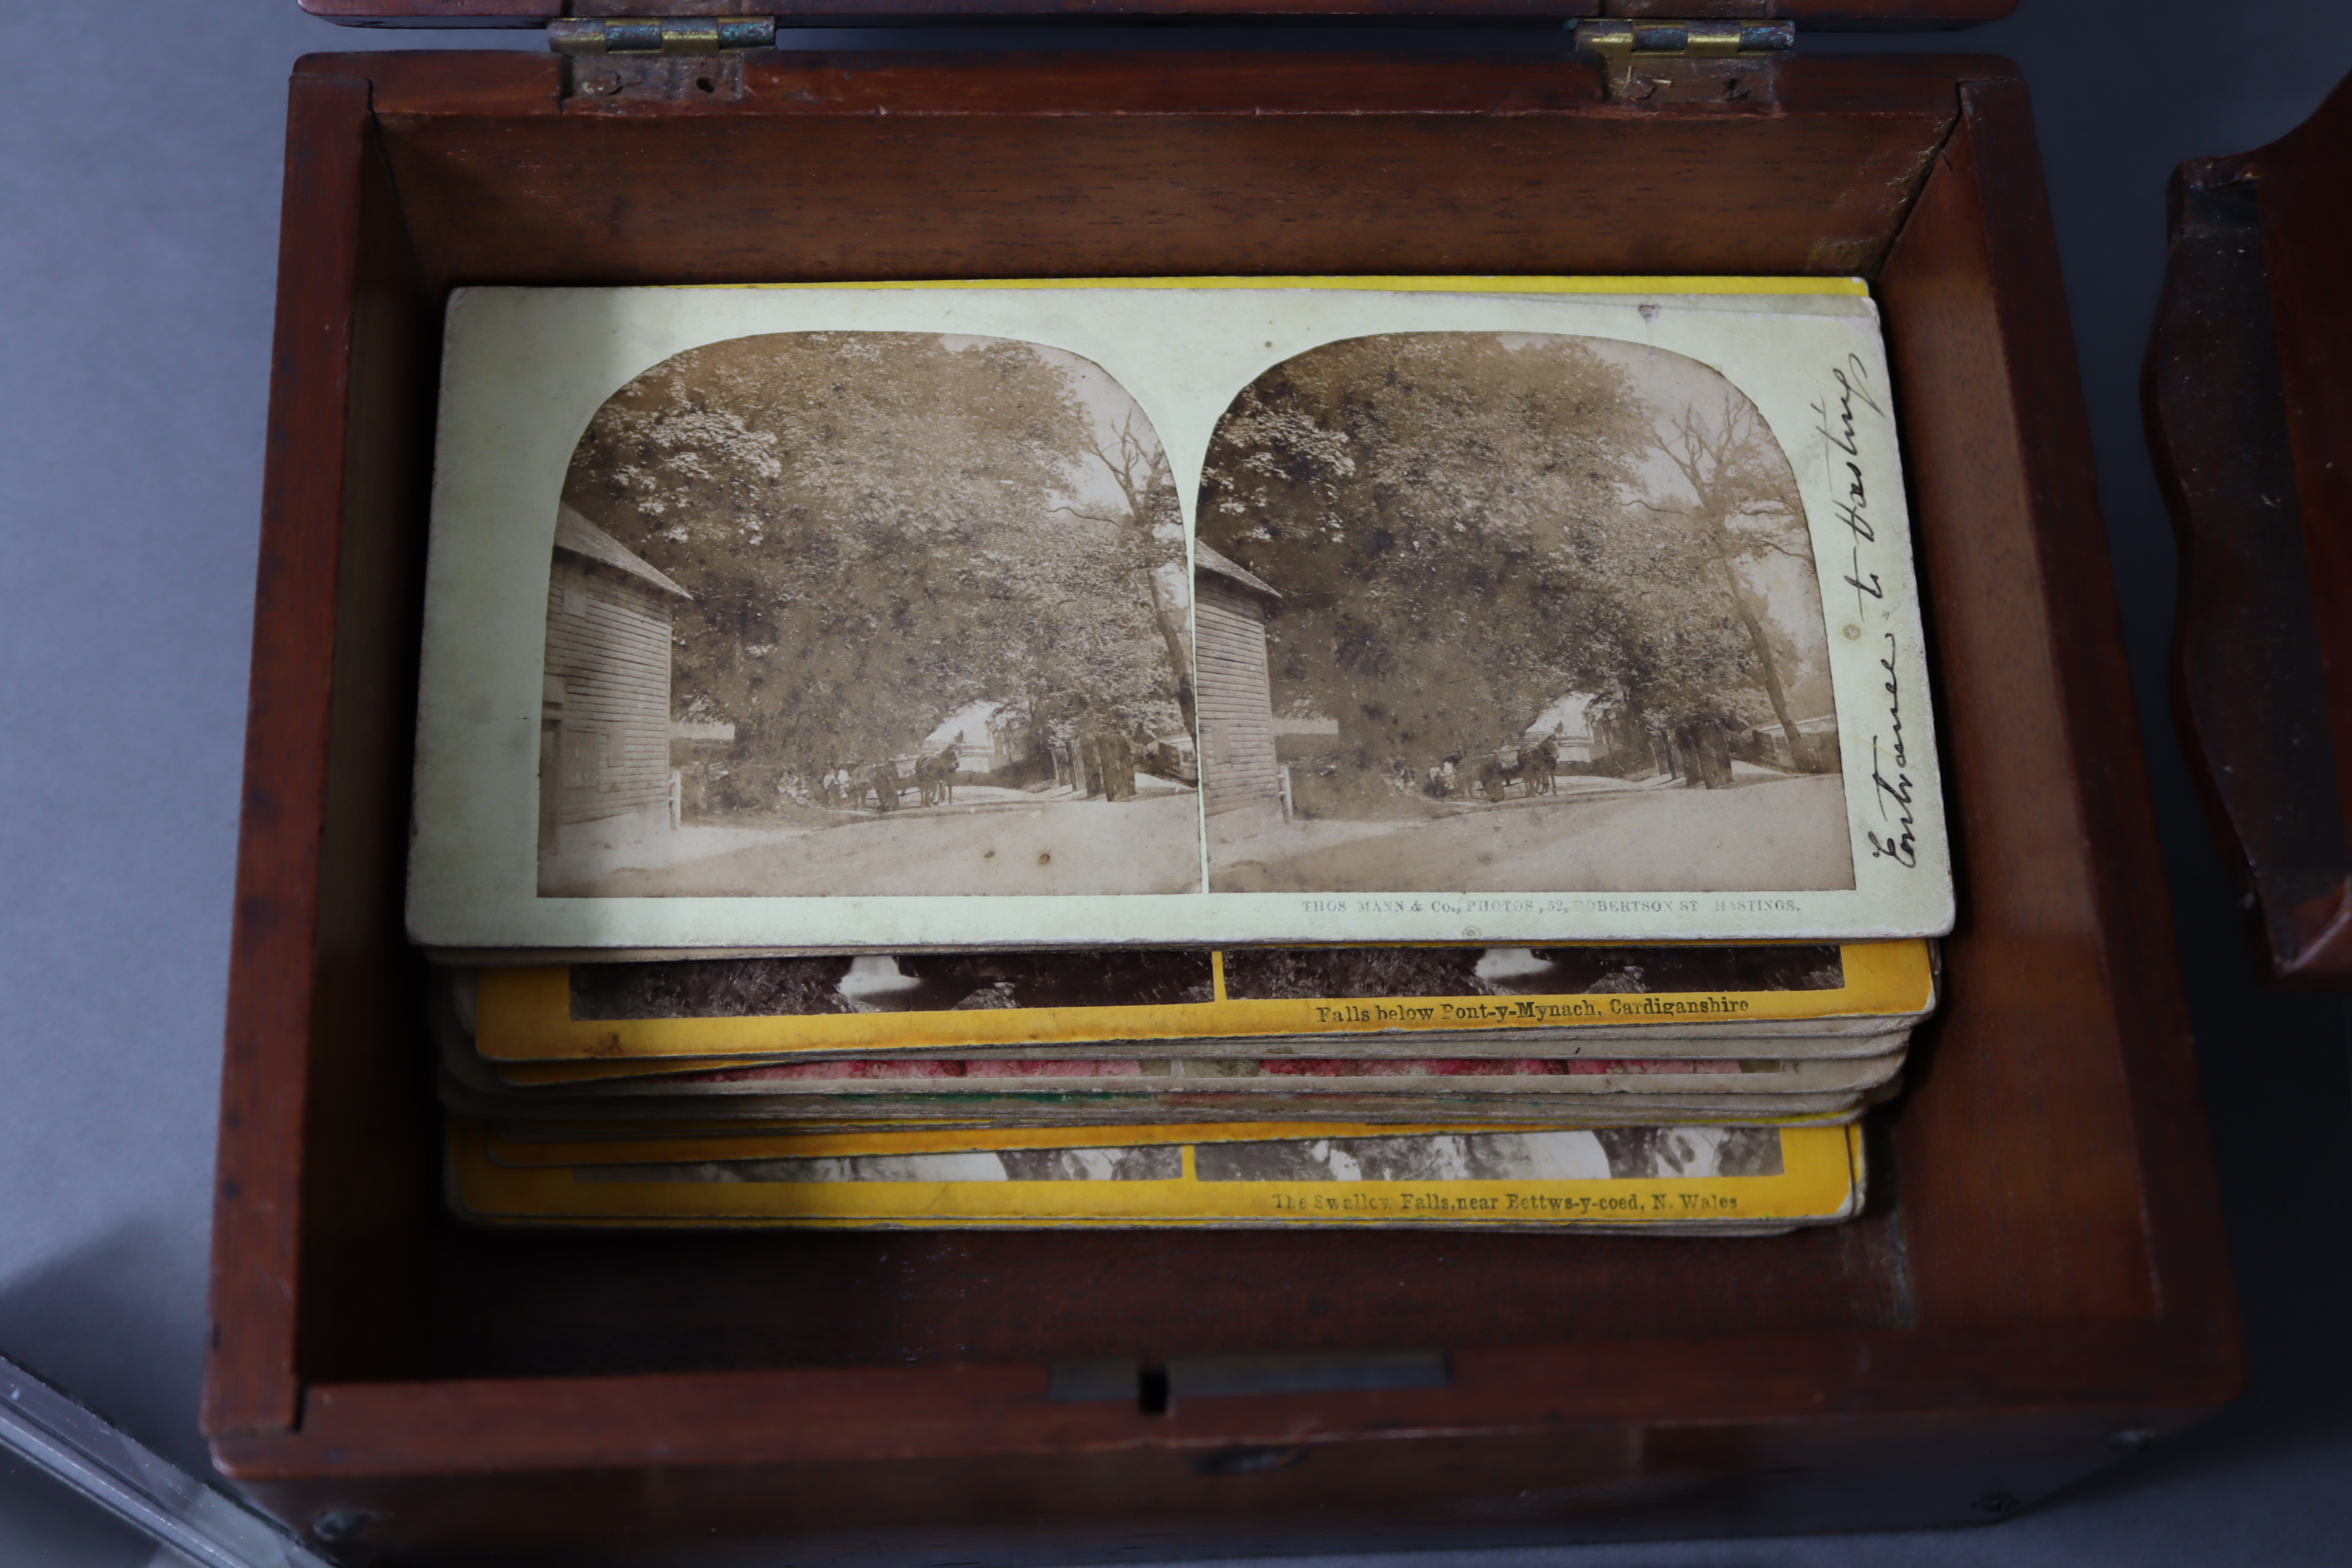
[473,940,1933,1063]
[448,1117,1863,1231]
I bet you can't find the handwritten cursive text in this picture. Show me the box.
[1866,631,1917,868]
[1814,352,1888,618]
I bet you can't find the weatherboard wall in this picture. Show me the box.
[1195,576,1282,818]
[543,557,676,827]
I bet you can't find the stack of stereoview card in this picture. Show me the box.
[413,277,1951,1233]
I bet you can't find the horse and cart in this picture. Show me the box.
[825,748,962,813]
[1427,738,1561,804]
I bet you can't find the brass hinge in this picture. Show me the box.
[1571,19,1793,107]
[554,17,777,105]
[548,17,778,55]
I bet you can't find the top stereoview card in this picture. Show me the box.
[409,277,1951,956]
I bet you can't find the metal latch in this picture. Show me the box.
[549,17,778,55]
[1572,19,1793,107]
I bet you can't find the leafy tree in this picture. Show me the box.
[1197,333,1773,776]
[1636,394,1824,766]
[559,333,1185,805]
[1057,410,1195,731]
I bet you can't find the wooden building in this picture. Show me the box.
[925,699,1008,775]
[1193,542,1283,820]
[539,505,692,858]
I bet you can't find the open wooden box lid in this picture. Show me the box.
[304,1,2017,28]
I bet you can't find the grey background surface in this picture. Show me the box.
[1,2,2348,1562]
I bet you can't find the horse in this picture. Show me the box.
[1525,737,1560,796]
[915,748,959,806]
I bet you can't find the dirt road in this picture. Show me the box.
[556,791,1204,897]
[1211,774,1855,893]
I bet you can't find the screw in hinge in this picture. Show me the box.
[1574,20,1794,56]
[311,1509,385,1543]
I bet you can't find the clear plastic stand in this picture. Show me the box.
[0,1354,331,1568]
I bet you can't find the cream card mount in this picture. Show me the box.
[410,277,1951,956]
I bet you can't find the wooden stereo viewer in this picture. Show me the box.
[2149,70,2352,986]
[205,35,2240,1565]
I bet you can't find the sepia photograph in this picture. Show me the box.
[1196,332,1854,895]
[582,1144,1185,1185]
[562,944,1838,1022]
[412,282,1948,951]
[533,330,1203,899]
[1192,1124,1785,1182]
[1220,943,1845,1000]
[568,949,1216,1020]
[573,1125,1780,1186]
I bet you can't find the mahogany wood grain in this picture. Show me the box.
[353,50,1975,292]
[300,1,2018,24]
[2257,87,2352,792]
[214,1412,2126,1566]
[214,1325,2213,1559]
[208,46,2232,1559]
[1883,83,2229,1355]
[230,1323,2221,1475]
[2152,70,2352,985]
[422,1205,1913,1380]
[212,71,447,1442]
[293,95,443,1396]
[1947,76,2230,1349]
[207,72,375,1443]
[2148,150,2352,982]
[1875,81,2218,1331]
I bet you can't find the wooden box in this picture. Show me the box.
[205,14,2240,1562]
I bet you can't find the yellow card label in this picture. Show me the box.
[450,1118,1861,1230]
[477,941,1932,1062]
